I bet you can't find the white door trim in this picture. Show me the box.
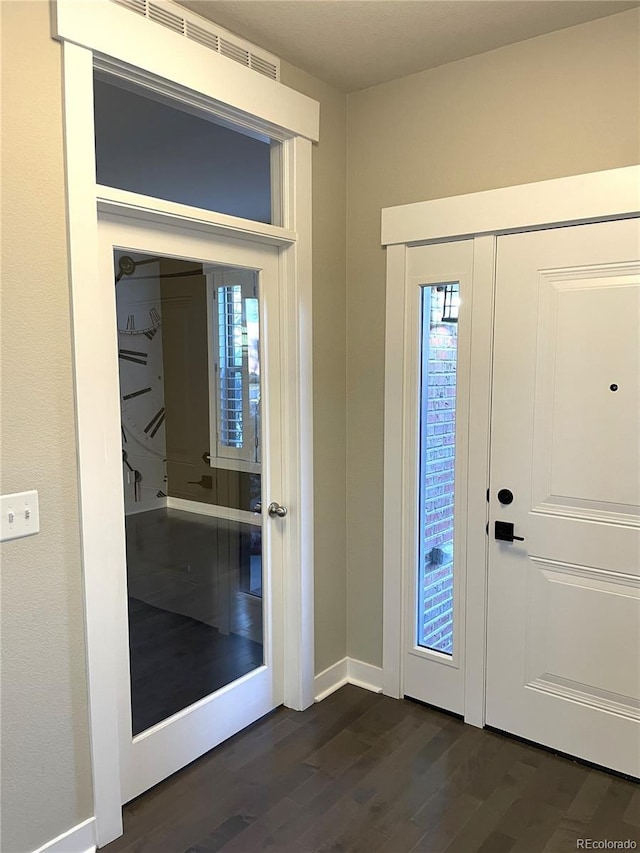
[382,165,639,246]
[382,166,640,727]
[59,11,316,845]
[97,186,298,247]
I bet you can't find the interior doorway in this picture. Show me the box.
[58,4,318,842]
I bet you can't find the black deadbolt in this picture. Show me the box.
[497,488,514,505]
[495,521,525,542]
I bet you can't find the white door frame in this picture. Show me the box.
[381,165,640,727]
[55,1,318,845]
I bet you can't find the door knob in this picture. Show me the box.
[494,521,524,542]
[268,502,288,518]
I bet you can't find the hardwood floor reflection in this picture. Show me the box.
[126,508,263,735]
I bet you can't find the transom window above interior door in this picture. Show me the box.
[93,74,280,225]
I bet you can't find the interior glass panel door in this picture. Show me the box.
[100,215,283,804]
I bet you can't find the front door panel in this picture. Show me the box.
[487,218,640,777]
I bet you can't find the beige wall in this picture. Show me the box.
[0,2,93,851]
[0,8,347,850]
[345,8,640,666]
[2,3,639,849]
[280,63,348,674]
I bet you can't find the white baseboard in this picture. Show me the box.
[166,497,260,526]
[314,657,348,701]
[125,496,167,516]
[32,817,96,853]
[347,658,384,694]
[314,657,383,702]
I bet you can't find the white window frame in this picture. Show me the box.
[382,166,640,726]
[55,0,318,846]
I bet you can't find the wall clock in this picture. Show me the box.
[115,254,166,458]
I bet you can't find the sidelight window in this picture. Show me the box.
[417,283,459,655]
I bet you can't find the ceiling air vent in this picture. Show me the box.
[148,2,184,33]
[185,21,219,53]
[250,55,278,82]
[108,0,280,82]
[111,0,146,14]
[220,38,250,68]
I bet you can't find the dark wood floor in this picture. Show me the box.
[129,596,263,734]
[104,685,640,853]
[125,509,263,734]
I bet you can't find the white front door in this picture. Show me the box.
[487,218,640,777]
[99,213,285,803]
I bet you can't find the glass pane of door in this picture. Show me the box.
[417,283,459,655]
[115,251,264,735]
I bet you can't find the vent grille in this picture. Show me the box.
[112,0,146,13]
[186,21,219,52]
[148,2,184,33]
[250,55,278,80]
[109,0,279,81]
[220,38,250,68]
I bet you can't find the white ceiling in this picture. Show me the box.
[177,0,638,92]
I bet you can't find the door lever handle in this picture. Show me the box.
[495,521,525,542]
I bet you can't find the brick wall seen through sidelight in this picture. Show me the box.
[418,286,458,654]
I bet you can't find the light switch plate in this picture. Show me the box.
[1,490,40,542]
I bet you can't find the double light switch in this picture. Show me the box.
[1,491,40,542]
